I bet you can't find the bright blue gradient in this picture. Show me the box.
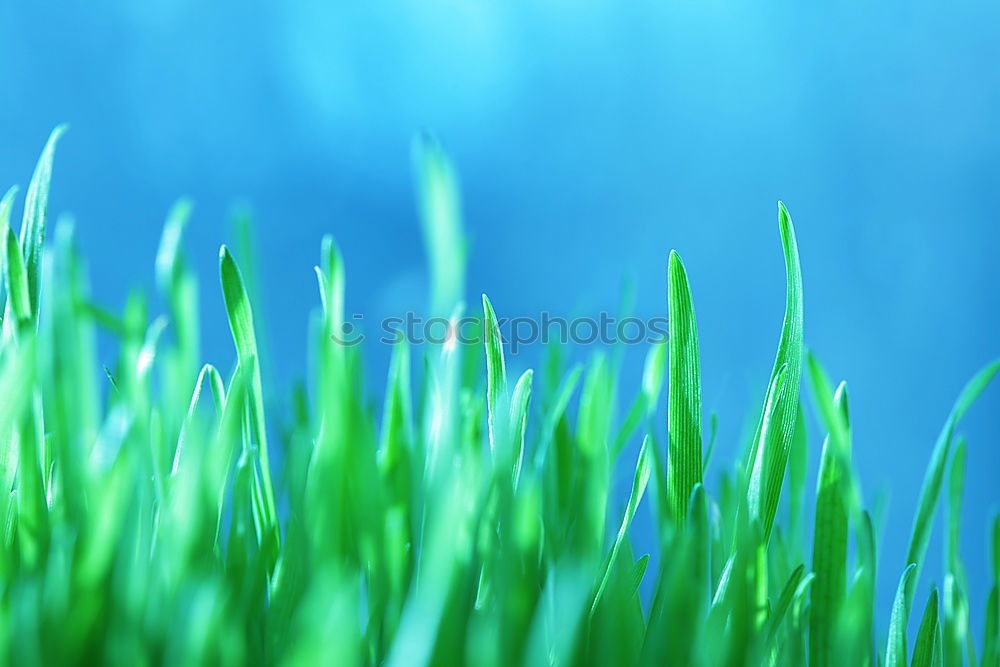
[3,0,998,639]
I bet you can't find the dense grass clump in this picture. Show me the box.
[0,128,997,666]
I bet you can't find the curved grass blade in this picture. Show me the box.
[510,369,533,486]
[155,198,194,295]
[745,361,789,536]
[765,563,806,645]
[746,202,804,543]
[666,250,702,522]
[3,224,31,331]
[219,245,279,565]
[887,563,918,667]
[905,359,1000,613]
[627,554,650,599]
[171,363,226,476]
[482,293,508,457]
[944,438,972,667]
[19,125,67,321]
[590,436,652,618]
[945,437,967,580]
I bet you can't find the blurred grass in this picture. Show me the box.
[0,127,997,666]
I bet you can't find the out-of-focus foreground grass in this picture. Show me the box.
[0,128,997,666]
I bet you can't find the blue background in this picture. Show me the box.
[3,0,998,641]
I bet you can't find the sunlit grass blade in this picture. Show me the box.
[887,563,918,667]
[18,125,66,321]
[666,250,702,522]
[171,363,226,475]
[482,293,508,457]
[219,245,280,567]
[746,202,804,544]
[509,368,533,486]
[745,361,789,537]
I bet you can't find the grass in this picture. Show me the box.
[0,126,997,666]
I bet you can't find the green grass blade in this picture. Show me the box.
[982,584,998,667]
[533,362,581,470]
[993,512,1000,585]
[912,586,942,667]
[509,369,533,486]
[666,250,702,522]
[943,574,971,667]
[219,245,279,566]
[810,439,850,666]
[155,198,193,295]
[171,363,225,475]
[414,134,466,316]
[746,202,804,544]
[945,438,966,578]
[3,224,31,330]
[482,293,508,457]
[810,382,851,667]
[591,436,652,617]
[0,187,17,326]
[905,359,1000,613]
[19,125,66,321]
[887,563,919,667]
[787,401,808,546]
[688,482,711,609]
[765,563,806,645]
[702,411,719,472]
[745,361,789,535]
[643,339,668,413]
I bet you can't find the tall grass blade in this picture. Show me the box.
[810,382,851,667]
[905,360,1000,613]
[219,245,280,567]
[666,250,702,522]
[746,202,804,543]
